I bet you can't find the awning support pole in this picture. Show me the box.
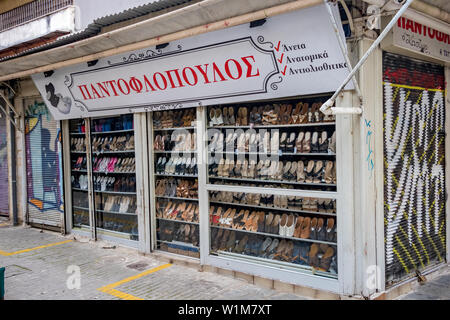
[323,0,363,101]
[0,91,21,132]
[320,0,415,116]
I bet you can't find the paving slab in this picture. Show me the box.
[0,225,309,300]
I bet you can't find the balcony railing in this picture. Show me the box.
[0,0,73,32]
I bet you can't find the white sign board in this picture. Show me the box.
[393,17,450,63]
[32,4,353,120]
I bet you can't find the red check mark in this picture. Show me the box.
[281,65,287,76]
[275,41,281,52]
[277,53,284,64]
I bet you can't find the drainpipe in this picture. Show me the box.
[320,0,415,116]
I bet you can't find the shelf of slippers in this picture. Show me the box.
[210,224,336,246]
[208,176,336,187]
[216,250,337,278]
[209,201,336,217]
[157,217,199,225]
[156,196,199,202]
[209,151,336,157]
[207,122,335,130]
[152,108,200,257]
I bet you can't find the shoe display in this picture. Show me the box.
[69,115,138,240]
[153,108,200,257]
[206,97,337,275]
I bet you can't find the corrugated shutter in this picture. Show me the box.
[383,52,446,285]
[0,113,8,216]
[25,99,63,228]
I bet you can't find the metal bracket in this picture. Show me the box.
[0,90,22,132]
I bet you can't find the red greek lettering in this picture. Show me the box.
[182,67,198,86]
[414,22,423,35]
[194,64,211,84]
[241,56,260,78]
[105,80,119,96]
[117,78,131,95]
[212,62,227,83]
[129,77,143,93]
[224,59,243,80]
[90,84,103,99]
[406,19,414,32]
[153,72,168,90]
[143,75,157,92]
[97,82,110,97]
[165,69,185,88]
[77,85,92,100]
[428,27,435,39]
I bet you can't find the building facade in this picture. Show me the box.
[0,0,448,299]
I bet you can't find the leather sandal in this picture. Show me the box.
[302,131,311,153]
[305,160,315,183]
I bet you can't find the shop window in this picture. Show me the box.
[152,108,200,258]
[69,115,139,240]
[206,97,338,277]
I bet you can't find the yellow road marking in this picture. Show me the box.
[98,263,172,300]
[0,240,73,256]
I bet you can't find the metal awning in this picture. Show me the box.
[0,0,303,81]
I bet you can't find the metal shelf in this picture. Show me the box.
[210,225,337,246]
[154,126,196,131]
[157,217,199,225]
[155,173,198,178]
[72,188,88,192]
[207,122,336,130]
[154,150,197,154]
[93,150,135,154]
[91,129,134,135]
[209,151,335,157]
[209,201,336,217]
[156,196,199,202]
[208,176,336,187]
[73,206,89,211]
[96,209,137,216]
[93,171,136,175]
[93,190,136,195]
[69,132,85,136]
[157,239,199,249]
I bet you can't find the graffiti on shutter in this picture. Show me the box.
[383,52,446,285]
[25,100,63,227]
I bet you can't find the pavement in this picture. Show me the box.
[0,222,306,300]
[398,267,450,300]
[1,220,449,300]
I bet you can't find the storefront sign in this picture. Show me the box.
[32,4,352,120]
[393,17,450,63]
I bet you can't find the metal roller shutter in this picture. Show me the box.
[25,99,63,228]
[383,52,446,285]
[0,113,8,216]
